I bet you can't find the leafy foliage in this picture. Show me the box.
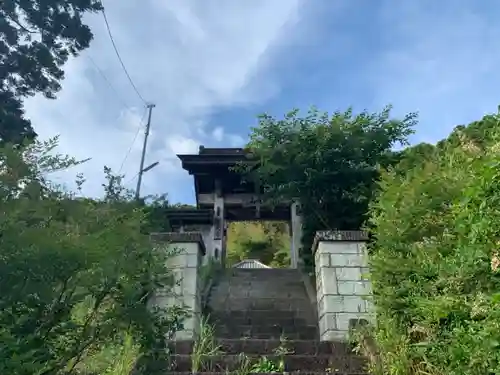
[0,138,184,375]
[368,111,500,374]
[241,106,416,269]
[0,0,102,144]
[250,356,282,373]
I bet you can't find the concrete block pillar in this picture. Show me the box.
[313,230,374,342]
[290,201,303,269]
[149,232,206,341]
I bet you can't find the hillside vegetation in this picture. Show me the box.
[0,139,184,375]
[244,107,500,374]
[367,113,500,374]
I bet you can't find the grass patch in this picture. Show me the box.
[191,315,223,372]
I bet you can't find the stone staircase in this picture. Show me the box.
[167,268,369,374]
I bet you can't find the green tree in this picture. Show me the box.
[367,112,500,374]
[0,0,102,145]
[0,138,184,375]
[240,106,416,269]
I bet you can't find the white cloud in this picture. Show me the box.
[23,0,304,201]
[228,134,246,147]
[167,135,200,156]
[211,127,224,142]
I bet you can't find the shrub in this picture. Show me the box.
[0,138,184,375]
[368,112,500,374]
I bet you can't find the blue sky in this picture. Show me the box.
[23,0,500,204]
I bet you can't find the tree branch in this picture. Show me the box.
[4,12,36,34]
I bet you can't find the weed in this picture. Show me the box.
[233,353,253,375]
[250,356,282,373]
[105,332,140,375]
[274,333,294,356]
[270,333,293,372]
[191,315,223,372]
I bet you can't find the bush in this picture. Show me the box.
[0,138,184,375]
[368,112,500,374]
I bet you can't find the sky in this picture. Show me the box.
[23,0,500,204]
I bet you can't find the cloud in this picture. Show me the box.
[23,0,304,201]
[167,135,200,156]
[211,127,224,142]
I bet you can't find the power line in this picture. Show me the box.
[85,54,131,110]
[118,106,148,173]
[99,1,147,105]
[86,53,147,175]
[124,171,139,186]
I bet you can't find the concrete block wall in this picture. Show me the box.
[313,230,375,341]
[149,232,206,340]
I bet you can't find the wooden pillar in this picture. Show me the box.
[213,179,226,267]
[290,201,302,269]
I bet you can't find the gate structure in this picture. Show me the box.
[174,146,303,269]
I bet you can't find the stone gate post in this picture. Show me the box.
[149,232,205,340]
[313,230,375,341]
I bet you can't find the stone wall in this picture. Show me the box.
[313,230,374,341]
[149,232,205,340]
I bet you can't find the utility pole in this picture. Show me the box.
[135,103,156,201]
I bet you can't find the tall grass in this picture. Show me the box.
[76,330,140,375]
[191,315,223,372]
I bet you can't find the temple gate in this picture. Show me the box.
[174,146,303,268]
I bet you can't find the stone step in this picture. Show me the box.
[209,315,310,327]
[222,280,305,287]
[213,285,306,293]
[218,339,353,355]
[222,275,305,283]
[214,324,318,340]
[223,274,304,281]
[226,268,300,278]
[168,339,354,356]
[166,354,367,372]
[208,297,311,311]
[214,322,316,335]
[210,292,311,304]
[211,285,308,296]
[208,294,309,304]
[207,309,298,321]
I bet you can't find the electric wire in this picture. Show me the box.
[118,106,148,174]
[124,171,140,186]
[99,0,147,105]
[96,0,152,184]
[85,54,131,110]
[85,53,147,175]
